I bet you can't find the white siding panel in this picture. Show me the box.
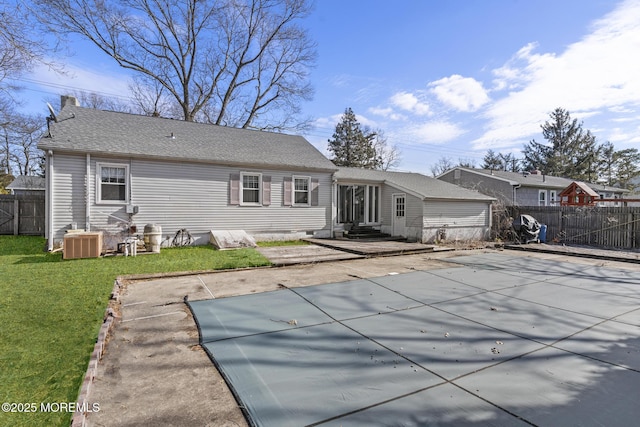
[405,193,423,230]
[421,200,491,242]
[380,184,393,227]
[423,201,489,227]
[86,157,331,247]
[51,153,86,244]
[379,184,422,228]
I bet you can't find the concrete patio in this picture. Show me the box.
[84,248,640,426]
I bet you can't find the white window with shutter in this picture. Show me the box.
[293,176,311,206]
[240,172,262,205]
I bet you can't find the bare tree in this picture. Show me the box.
[130,76,174,117]
[63,91,133,112]
[0,112,45,176]
[0,1,54,109]
[364,127,400,171]
[457,157,476,168]
[34,0,316,131]
[430,156,454,177]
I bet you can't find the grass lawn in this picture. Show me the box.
[0,236,270,427]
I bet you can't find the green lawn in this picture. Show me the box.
[0,236,270,427]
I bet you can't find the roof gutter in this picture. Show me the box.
[36,147,339,174]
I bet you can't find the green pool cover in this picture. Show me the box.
[189,253,640,426]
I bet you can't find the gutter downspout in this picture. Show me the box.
[46,150,54,251]
[85,154,91,231]
[330,173,336,238]
[513,184,521,205]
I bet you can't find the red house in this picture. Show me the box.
[559,182,599,206]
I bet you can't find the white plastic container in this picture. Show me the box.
[143,224,162,253]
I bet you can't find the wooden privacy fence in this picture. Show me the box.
[502,205,640,250]
[0,195,45,236]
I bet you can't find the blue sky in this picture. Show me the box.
[14,0,640,175]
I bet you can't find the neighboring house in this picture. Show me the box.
[39,96,497,251]
[39,97,338,250]
[6,176,45,196]
[438,167,628,207]
[334,168,495,243]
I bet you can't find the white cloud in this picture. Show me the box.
[428,75,490,112]
[405,121,466,145]
[368,106,406,121]
[491,43,556,91]
[389,91,430,115]
[474,0,640,150]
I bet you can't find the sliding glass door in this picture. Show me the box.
[337,184,380,225]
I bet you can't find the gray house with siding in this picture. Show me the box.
[334,168,495,243]
[39,100,337,250]
[39,98,497,251]
[6,176,45,196]
[438,167,628,207]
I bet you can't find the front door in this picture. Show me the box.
[392,194,406,237]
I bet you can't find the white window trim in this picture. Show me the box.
[240,172,262,206]
[538,189,547,206]
[393,192,406,218]
[336,183,381,225]
[549,190,557,206]
[96,162,130,205]
[367,185,380,224]
[292,175,311,207]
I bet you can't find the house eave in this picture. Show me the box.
[423,196,496,203]
[447,167,520,186]
[38,146,338,173]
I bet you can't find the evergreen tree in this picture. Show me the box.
[597,141,617,185]
[482,149,502,170]
[522,107,600,180]
[327,108,380,168]
[500,153,521,172]
[482,150,520,172]
[614,148,640,190]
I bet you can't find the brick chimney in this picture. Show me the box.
[60,95,80,109]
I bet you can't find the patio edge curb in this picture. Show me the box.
[70,278,123,427]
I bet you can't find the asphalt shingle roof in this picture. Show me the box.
[336,167,495,201]
[456,168,628,193]
[6,175,45,190]
[38,106,337,171]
